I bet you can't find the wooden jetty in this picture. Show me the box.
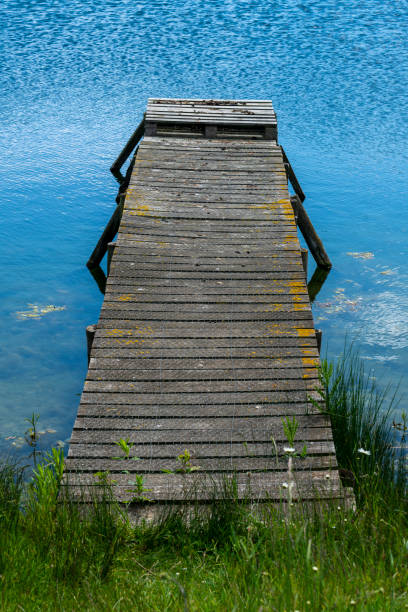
[65,99,351,509]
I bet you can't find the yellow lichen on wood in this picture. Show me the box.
[296,328,315,338]
[301,348,318,356]
[302,357,319,367]
[293,303,308,311]
[264,303,283,312]
[118,294,134,302]
[302,368,317,379]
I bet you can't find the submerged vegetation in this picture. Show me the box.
[0,349,407,611]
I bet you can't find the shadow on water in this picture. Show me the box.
[88,265,106,295]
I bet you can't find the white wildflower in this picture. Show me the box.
[281,482,289,489]
[284,446,296,454]
[357,448,371,456]
[312,566,318,572]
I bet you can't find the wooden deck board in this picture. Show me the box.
[66,99,346,507]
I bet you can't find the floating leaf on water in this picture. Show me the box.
[15,303,66,320]
[346,251,374,260]
[11,437,25,448]
[315,289,362,314]
[380,269,395,276]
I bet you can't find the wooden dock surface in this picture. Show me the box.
[65,100,347,506]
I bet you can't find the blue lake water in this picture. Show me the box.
[1,0,407,456]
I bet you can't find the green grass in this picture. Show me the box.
[0,349,407,611]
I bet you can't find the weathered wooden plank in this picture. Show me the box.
[123,208,294,221]
[123,208,295,222]
[124,188,290,203]
[138,150,283,159]
[138,145,281,153]
[119,223,298,236]
[79,390,318,406]
[115,237,300,250]
[120,218,296,232]
[146,111,277,119]
[103,293,309,304]
[88,355,318,370]
[134,160,284,170]
[98,311,313,324]
[119,223,297,237]
[146,106,275,114]
[94,320,314,334]
[146,113,277,123]
[62,471,341,502]
[83,377,318,394]
[128,181,288,193]
[67,439,335,459]
[109,261,303,274]
[92,336,318,351]
[100,303,311,315]
[69,425,331,445]
[89,344,319,359]
[141,134,278,144]
[128,183,288,194]
[100,302,311,314]
[112,240,301,255]
[107,272,306,282]
[133,165,286,176]
[77,401,319,418]
[85,367,318,382]
[65,454,337,474]
[124,203,292,214]
[74,414,328,432]
[106,277,306,289]
[110,253,303,265]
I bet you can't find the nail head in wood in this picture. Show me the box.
[205,125,217,139]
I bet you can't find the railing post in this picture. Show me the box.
[291,195,332,270]
[107,241,116,275]
[86,324,97,364]
[301,248,308,278]
[110,118,145,176]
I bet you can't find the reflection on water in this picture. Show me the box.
[0,0,407,455]
[307,267,330,304]
[88,265,107,296]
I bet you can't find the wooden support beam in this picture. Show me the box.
[115,151,138,204]
[107,242,116,275]
[301,248,308,278]
[316,329,322,353]
[110,118,145,176]
[86,325,97,364]
[86,198,124,269]
[290,195,332,270]
[281,147,305,202]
